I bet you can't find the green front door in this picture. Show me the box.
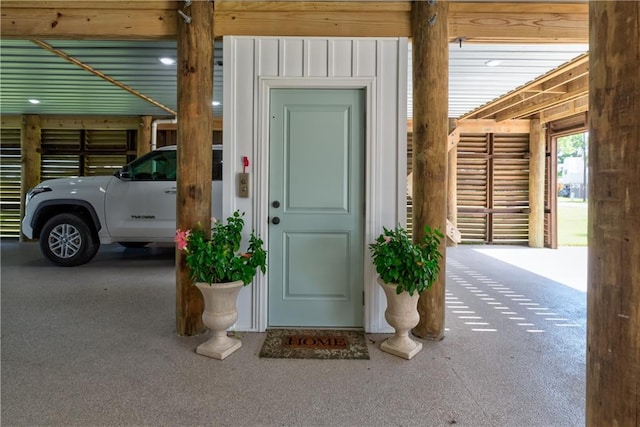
[268,88,365,327]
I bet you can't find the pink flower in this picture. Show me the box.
[383,236,391,243]
[175,229,191,251]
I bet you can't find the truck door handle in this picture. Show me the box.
[164,187,177,194]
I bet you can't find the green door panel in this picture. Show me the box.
[269,88,365,327]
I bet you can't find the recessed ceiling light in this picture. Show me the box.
[28,99,40,104]
[485,59,501,67]
[212,101,221,106]
[159,57,176,65]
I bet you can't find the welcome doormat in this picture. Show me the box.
[259,329,370,360]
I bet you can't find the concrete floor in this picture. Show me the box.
[1,241,586,426]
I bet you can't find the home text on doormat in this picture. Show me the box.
[259,329,370,360]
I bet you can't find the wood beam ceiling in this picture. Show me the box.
[448,2,588,43]
[460,53,589,122]
[0,1,178,40]
[1,1,588,43]
[214,1,411,38]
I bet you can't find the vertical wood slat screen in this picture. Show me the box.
[492,134,529,243]
[41,129,132,178]
[0,129,22,237]
[457,132,530,244]
[457,134,489,242]
[41,129,82,178]
[84,130,129,176]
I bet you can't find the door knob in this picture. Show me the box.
[272,217,280,225]
[272,200,280,208]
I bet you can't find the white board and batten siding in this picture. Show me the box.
[223,36,408,333]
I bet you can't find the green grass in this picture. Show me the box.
[557,198,588,246]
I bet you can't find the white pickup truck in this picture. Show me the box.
[22,145,223,266]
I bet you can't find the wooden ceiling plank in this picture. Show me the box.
[214,1,411,13]
[495,78,588,122]
[476,75,580,120]
[450,3,588,15]
[449,2,587,43]
[457,119,531,134]
[0,1,178,9]
[450,13,587,44]
[1,7,177,39]
[540,95,589,123]
[476,92,528,120]
[541,61,589,91]
[1,116,22,128]
[158,117,223,132]
[463,53,589,120]
[525,88,567,95]
[39,116,140,130]
[214,10,410,37]
[2,1,588,42]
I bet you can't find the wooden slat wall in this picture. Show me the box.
[84,130,129,176]
[492,134,529,243]
[0,129,22,237]
[40,129,133,179]
[457,134,489,242]
[41,129,82,178]
[457,132,530,244]
[0,128,133,237]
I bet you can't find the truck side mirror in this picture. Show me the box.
[116,165,132,180]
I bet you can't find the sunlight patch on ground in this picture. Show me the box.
[472,247,587,292]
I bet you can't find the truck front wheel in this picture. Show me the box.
[39,213,100,266]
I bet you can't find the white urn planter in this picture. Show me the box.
[195,280,243,360]
[378,277,423,360]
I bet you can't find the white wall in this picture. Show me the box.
[223,36,407,332]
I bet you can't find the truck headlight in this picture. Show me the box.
[26,186,52,203]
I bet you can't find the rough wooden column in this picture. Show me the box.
[20,115,41,241]
[411,0,448,340]
[137,116,152,158]
[175,0,213,336]
[587,1,640,424]
[528,117,545,248]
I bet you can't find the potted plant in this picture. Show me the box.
[369,225,443,359]
[175,210,267,360]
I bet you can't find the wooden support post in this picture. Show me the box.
[587,1,640,424]
[20,115,41,242]
[137,116,152,158]
[528,118,545,248]
[175,1,213,336]
[411,0,448,341]
[447,119,458,247]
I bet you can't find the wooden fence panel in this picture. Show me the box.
[457,131,530,244]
